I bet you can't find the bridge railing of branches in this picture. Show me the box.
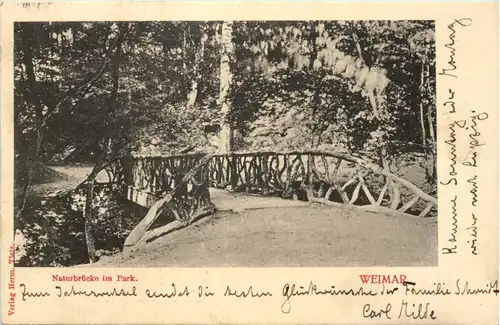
[110,150,437,222]
[110,154,215,247]
[207,151,437,218]
[99,150,437,248]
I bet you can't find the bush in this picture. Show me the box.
[16,186,145,267]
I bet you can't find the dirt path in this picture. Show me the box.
[92,204,437,267]
[29,165,108,195]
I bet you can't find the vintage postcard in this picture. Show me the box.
[0,1,498,324]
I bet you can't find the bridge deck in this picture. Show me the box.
[124,186,311,210]
[210,188,309,211]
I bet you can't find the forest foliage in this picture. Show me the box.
[15,20,435,174]
[14,21,436,265]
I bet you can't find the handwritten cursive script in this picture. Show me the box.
[442,195,458,254]
[398,300,437,320]
[56,285,137,297]
[441,121,464,186]
[363,303,392,319]
[145,283,189,298]
[280,282,379,314]
[467,213,478,255]
[439,18,472,78]
[224,285,272,298]
[19,284,50,302]
[403,281,452,296]
[403,280,498,296]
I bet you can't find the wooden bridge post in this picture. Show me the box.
[283,154,291,199]
[261,154,269,195]
[230,154,238,190]
[306,154,314,202]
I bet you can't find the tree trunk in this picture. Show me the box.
[218,21,234,153]
[187,25,208,107]
[349,24,401,206]
[349,25,387,158]
[182,24,188,84]
[380,147,401,209]
[426,61,437,184]
[15,24,44,222]
[81,23,128,262]
[419,59,429,180]
[84,181,97,262]
[309,22,323,149]
[109,23,127,116]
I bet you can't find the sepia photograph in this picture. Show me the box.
[14,20,438,268]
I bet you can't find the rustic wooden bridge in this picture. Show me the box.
[97,151,437,250]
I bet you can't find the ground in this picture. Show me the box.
[19,164,437,267]
[90,203,437,267]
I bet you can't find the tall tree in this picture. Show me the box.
[217,21,234,153]
[16,23,44,221]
